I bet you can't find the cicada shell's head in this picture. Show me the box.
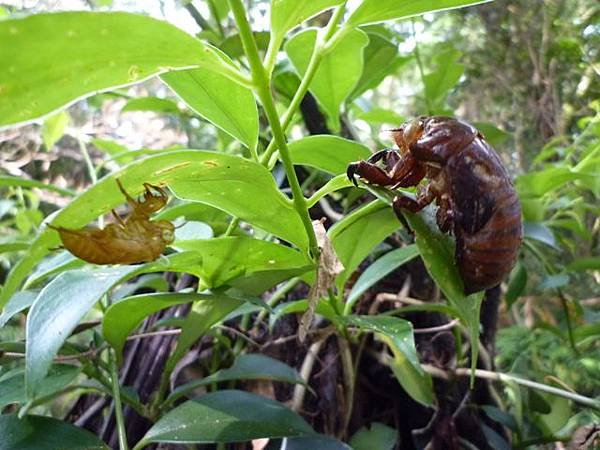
[139,183,169,215]
[390,117,425,154]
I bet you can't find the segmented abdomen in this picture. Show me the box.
[456,187,522,294]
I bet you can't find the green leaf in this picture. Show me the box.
[404,210,484,383]
[103,292,242,363]
[537,274,570,291]
[348,0,491,26]
[172,236,313,294]
[354,107,405,125]
[0,150,308,308]
[306,174,354,208]
[0,414,108,450]
[505,261,527,308]
[423,48,464,107]
[138,390,315,446]
[166,354,307,405]
[0,11,238,128]
[270,0,345,50]
[121,97,180,114]
[344,315,434,406]
[350,33,401,99]
[329,200,400,288]
[285,28,369,127]
[161,62,259,150]
[24,251,82,287]
[524,221,558,249]
[516,168,582,198]
[41,111,70,149]
[269,299,339,330]
[0,291,38,327]
[473,122,510,147]
[350,422,398,450]
[347,245,419,307]
[165,295,250,374]
[26,266,139,398]
[0,364,81,409]
[567,257,600,272]
[289,135,371,175]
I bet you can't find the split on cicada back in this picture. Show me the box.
[47,179,174,265]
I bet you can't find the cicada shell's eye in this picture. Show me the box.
[403,118,424,147]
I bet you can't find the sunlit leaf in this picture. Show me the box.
[0,11,237,128]
[270,0,345,51]
[347,0,491,26]
[161,61,259,150]
[286,28,369,127]
[289,135,371,175]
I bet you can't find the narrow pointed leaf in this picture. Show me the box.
[348,0,492,26]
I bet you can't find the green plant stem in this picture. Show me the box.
[338,335,355,436]
[411,20,432,115]
[109,350,129,450]
[259,5,347,167]
[422,364,600,411]
[558,289,579,356]
[228,0,319,260]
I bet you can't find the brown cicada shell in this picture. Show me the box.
[48,179,175,265]
[348,116,522,294]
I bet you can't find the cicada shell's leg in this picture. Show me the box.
[111,209,126,227]
[115,178,140,211]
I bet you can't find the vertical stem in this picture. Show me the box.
[228,0,319,260]
[259,6,348,167]
[109,350,129,450]
[411,20,432,115]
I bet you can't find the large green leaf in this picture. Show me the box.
[285,28,369,126]
[269,0,345,52]
[173,236,313,294]
[0,150,307,308]
[329,200,400,288]
[0,414,108,450]
[289,135,371,175]
[0,11,236,128]
[166,354,307,405]
[347,0,491,26]
[137,390,315,447]
[161,65,258,150]
[344,315,433,406]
